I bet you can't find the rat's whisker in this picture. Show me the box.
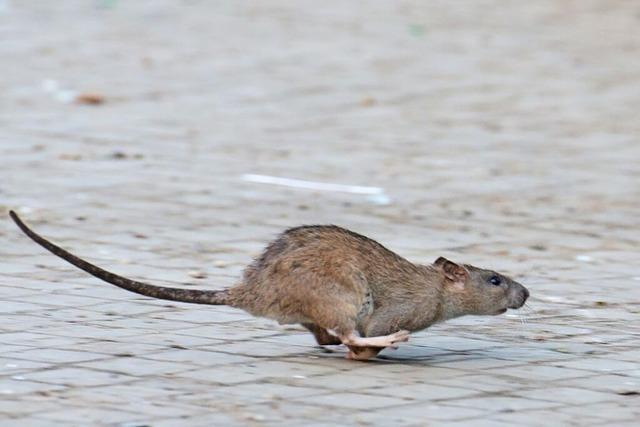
[522,302,534,315]
[518,313,528,327]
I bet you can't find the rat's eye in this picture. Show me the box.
[489,275,501,286]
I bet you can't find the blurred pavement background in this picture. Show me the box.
[1,1,639,426]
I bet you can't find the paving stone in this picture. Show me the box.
[140,348,256,366]
[428,374,530,393]
[76,357,191,377]
[514,386,617,405]
[367,382,480,401]
[294,392,409,410]
[554,357,640,374]
[561,401,640,422]
[355,403,488,424]
[19,367,134,387]
[30,407,142,425]
[0,379,67,396]
[0,417,72,427]
[10,349,108,364]
[448,395,563,412]
[0,358,52,375]
[486,364,593,382]
[494,408,592,426]
[215,382,326,403]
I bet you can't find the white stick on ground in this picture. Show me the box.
[241,174,391,205]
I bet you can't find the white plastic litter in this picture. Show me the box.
[41,79,77,103]
[242,174,391,205]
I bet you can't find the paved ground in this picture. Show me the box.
[1,1,639,426]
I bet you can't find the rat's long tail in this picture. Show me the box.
[9,211,229,305]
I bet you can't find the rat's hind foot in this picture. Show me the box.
[346,346,383,361]
[340,330,410,349]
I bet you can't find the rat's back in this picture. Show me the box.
[248,225,404,275]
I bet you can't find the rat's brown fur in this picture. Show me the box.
[10,211,529,361]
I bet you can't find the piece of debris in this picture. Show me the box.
[75,93,105,105]
[188,270,207,279]
[59,153,82,161]
[408,24,426,37]
[169,344,188,350]
[42,79,76,103]
[529,244,547,251]
[242,173,391,205]
[110,151,127,159]
[360,97,377,107]
[617,390,640,396]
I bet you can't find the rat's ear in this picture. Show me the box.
[434,257,469,283]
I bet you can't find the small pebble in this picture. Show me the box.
[75,93,105,105]
[110,151,127,159]
[360,97,377,107]
[188,270,207,279]
[59,153,82,161]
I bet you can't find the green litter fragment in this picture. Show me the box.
[408,24,425,37]
[98,0,118,9]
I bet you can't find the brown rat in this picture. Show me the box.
[10,211,529,361]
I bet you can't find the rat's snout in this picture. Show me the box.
[508,282,529,309]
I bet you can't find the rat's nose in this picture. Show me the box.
[522,288,530,303]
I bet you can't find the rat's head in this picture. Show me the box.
[434,257,529,317]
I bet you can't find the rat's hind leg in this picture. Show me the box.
[302,323,342,345]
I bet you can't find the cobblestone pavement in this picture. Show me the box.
[1,1,639,426]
